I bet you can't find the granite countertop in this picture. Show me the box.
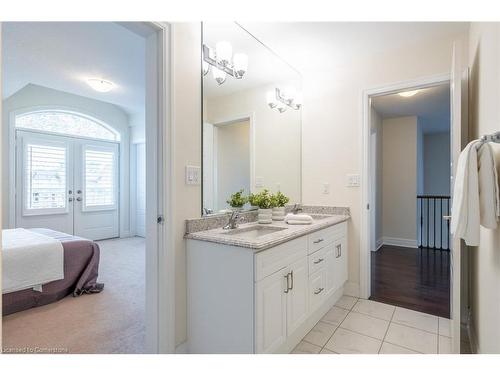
[185,213,350,252]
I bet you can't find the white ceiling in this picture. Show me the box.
[2,22,146,117]
[241,22,469,73]
[372,83,450,133]
[203,22,300,99]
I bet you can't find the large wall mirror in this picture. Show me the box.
[202,22,302,215]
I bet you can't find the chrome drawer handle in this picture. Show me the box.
[314,287,324,295]
[313,238,324,244]
[313,258,324,264]
[336,244,342,258]
[284,273,291,293]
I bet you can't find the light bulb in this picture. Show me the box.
[233,53,248,78]
[216,41,232,66]
[87,78,114,92]
[266,91,277,109]
[212,67,226,85]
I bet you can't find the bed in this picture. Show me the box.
[2,228,104,316]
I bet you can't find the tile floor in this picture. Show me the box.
[291,295,452,354]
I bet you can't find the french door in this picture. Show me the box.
[15,130,119,240]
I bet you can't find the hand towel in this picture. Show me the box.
[451,140,481,246]
[286,219,313,225]
[478,142,499,229]
[284,213,313,224]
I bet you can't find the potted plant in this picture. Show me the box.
[248,189,273,224]
[226,189,248,211]
[270,191,290,221]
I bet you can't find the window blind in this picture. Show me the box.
[84,149,115,208]
[25,143,67,210]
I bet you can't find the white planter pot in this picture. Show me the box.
[258,208,273,224]
[272,207,286,221]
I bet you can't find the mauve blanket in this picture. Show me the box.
[2,228,104,316]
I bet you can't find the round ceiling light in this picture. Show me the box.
[87,78,115,93]
[398,89,420,98]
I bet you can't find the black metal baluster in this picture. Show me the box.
[433,198,436,249]
[419,197,423,248]
[440,198,443,250]
[427,198,430,248]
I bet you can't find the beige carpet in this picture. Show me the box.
[2,236,145,354]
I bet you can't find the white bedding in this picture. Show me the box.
[2,228,64,294]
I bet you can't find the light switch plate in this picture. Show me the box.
[185,165,201,185]
[347,174,360,187]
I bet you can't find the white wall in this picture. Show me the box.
[381,116,418,245]
[1,84,132,237]
[206,82,302,203]
[215,120,250,211]
[468,22,500,354]
[171,23,202,346]
[423,132,450,195]
[301,34,465,294]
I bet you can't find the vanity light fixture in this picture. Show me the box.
[202,42,248,84]
[266,87,302,112]
[398,89,420,98]
[87,78,115,93]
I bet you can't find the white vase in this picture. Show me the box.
[272,207,286,221]
[258,208,273,224]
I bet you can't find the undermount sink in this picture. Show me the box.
[224,225,286,239]
[309,214,332,220]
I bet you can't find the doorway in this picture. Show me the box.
[361,74,453,317]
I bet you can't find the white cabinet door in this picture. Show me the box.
[286,257,309,336]
[309,269,326,312]
[333,237,348,291]
[255,268,288,353]
[325,244,336,295]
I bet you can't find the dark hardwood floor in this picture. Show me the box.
[370,245,450,318]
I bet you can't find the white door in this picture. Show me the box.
[286,257,309,336]
[16,131,119,240]
[450,41,469,354]
[16,131,74,234]
[255,268,288,353]
[74,140,119,240]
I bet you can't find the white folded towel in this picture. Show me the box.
[451,140,481,246]
[478,142,499,229]
[285,213,313,225]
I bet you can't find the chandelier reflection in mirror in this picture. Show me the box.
[266,87,303,113]
[202,41,248,85]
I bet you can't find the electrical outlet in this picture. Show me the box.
[185,165,201,185]
[347,174,360,187]
[322,183,330,194]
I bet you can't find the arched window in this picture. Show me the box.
[15,110,120,141]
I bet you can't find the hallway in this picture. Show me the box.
[370,245,450,318]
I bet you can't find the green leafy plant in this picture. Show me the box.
[270,191,290,208]
[248,189,273,209]
[226,189,248,208]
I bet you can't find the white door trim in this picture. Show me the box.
[359,72,451,299]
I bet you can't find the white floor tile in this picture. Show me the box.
[438,335,452,354]
[320,348,337,354]
[438,317,451,337]
[392,307,438,333]
[321,306,349,326]
[340,311,389,340]
[325,328,382,354]
[385,323,438,354]
[291,341,321,354]
[353,299,395,321]
[379,342,420,354]
[335,295,358,310]
[303,321,337,347]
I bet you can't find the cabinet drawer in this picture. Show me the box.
[308,221,347,254]
[255,236,308,281]
[308,245,328,275]
[309,269,326,312]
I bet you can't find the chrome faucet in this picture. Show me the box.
[292,203,303,215]
[223,211,241,230]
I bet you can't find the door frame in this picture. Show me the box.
[0,21,175,354]
[359,72,451,300]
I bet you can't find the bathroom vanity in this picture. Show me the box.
[186,211,349,353]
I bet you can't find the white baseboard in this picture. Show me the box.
[175,340,189,354]
[374,238,384,251]
[382,236,417,249]
[343,281,360,298]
